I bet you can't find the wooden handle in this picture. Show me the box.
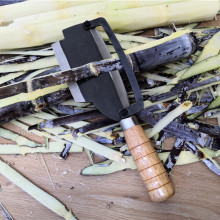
[121,118,175,202]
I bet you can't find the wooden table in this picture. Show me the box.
[0,16,220,220]
[0,150,219,220]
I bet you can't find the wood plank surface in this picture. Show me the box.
[0,152,219,220]
[0,13,220,220]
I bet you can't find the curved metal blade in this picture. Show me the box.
[53,23,127,121]
[91,29,129,108]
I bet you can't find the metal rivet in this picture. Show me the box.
[120,108,128,117]
[84,21,91,28]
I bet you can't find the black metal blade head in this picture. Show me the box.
[53,18,143,121]
[55,22,124,121]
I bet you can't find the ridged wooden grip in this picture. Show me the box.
[124,125,175,202]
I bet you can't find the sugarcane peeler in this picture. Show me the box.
[52,17,175,202]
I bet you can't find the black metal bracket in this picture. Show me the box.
[83,18,143,119]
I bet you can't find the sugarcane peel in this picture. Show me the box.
[147,101,192,138]
[0,143,82,155]
[72,136,125,164]
[180,55,220,80]
[0,127,42,147]
[0,50,55,56]
[11,120,83,152]
[0,56,58,73]
[145,55,220,97]
[81,150,206,175]
[0,71,25,84]
[196,31,220,63]
[16,115,123,163]
[188,96,220,120]
[0,158,76,220]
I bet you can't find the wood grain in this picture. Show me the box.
[124,125,175,202]
[0,153,219,220]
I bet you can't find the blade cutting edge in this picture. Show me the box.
[90,28,129,108]
[52,42,86,102]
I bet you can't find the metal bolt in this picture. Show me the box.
[84,21,91,28]
[120,108,128,117]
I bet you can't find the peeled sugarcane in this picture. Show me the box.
[0,0,103,25]
[10,0,191,26]
[0,0,218,50]
[0,32,197,124]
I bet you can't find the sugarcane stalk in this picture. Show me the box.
[0,30,193,74]
[145,30,220,96]
[9,1,199,28]
[9,0,191,27]
[0,0,101,24]
[0,32,197,124]
[0,1,217,49]
[0,88,72,124]
[11,1,164,26]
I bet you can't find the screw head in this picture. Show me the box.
[120,108,128,117]
[84,21,91,28]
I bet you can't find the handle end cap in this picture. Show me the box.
[148,182,175,202]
